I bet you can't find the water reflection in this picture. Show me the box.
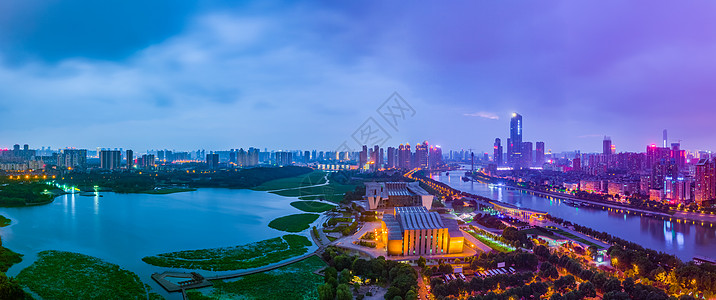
[433,171,716,261]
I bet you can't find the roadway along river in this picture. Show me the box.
[431,170,716,262]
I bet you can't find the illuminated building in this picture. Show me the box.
[415,142,428,169]
[494,138,503,166]
[490,201,547,222]
[139,154,155,169]
[364,181,434,210]
[695,159,716,205]
[381,206,464,256]
[99,150,122,170]
[509,113,523,168]
[398,144,411,169]
[428,145,442,169]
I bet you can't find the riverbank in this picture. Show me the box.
[469,172,716,225]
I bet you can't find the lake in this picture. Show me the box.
[0,188,318,299]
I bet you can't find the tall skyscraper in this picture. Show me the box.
[603,137,612,156]
[535,142,545,166]
[99,150,122,170]
[493,138,503,166]
[126,150,134,169]
[696,159,716,205]
[415,142,429,169]
[509,113,523,167]
[663,129,668,148]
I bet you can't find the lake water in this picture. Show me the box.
[0,188,318,299]
[432,170,716,262]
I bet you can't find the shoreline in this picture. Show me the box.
[467,172,716,225]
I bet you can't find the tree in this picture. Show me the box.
[603,278,622,294]
[602,291,630,300]
[336,283,353,300]
[405,289,418,300]
[417,256,426,269]
[340,269,352,284]
[579,281,597,298]
[318,283,334,300]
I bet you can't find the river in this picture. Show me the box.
[431,170,716,262]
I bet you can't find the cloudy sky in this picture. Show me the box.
[1,1,716,154]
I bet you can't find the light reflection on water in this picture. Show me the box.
[433,171,716,261]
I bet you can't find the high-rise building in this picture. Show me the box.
[535,142,545,166]
[415,142,429,169]
[304,150,310,163]
[99,150,122,170]
[274,151,292,166]
[60,149,88,169]
[126,150,134,169]
[359,145,368,169]
[140,154,155,169]
[398,144,412,169]
[493,138,503,166]
[522,142,533,167]
[248,148,260,166]
[428,145,443,169]
[695,159,716,205]
[572,157,581,171]
[603,137,612,156]
[509,113,523,167]
[206,153,219,169]
[386,147,396,168]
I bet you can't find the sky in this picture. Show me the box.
[1,1,716,154]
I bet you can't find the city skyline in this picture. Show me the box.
[1,1,716,152]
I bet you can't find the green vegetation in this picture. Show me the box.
[16,250,157,300]
[271,183,356,203]
[0,182,57,207]
[319,246,418,300]
[0,246,22,273]
[142,235,311,271]
[290,201,335,213]
[0,215,10,227]
[140,187,196,194]
[268,213,320,232]
[252,170,327,191]
[466,226,515,253]
[56,166,313,192]
[187,255,326,300]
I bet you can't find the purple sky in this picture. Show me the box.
[1,1,715,153]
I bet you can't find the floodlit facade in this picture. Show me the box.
[364,182,434,210]
[381,206,464,256]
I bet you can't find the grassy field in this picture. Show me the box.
[186,255,326,300]
[550,228,602,248]
[466,230,515,253]
[290,201,335,213]
[141,187,197,194]
[16,250,160,300]
[252,171,327,191]
[268,213,320,232]
[272,183,356,203]
[0,215,10,227]
[0,246,23,272]
[142,235,312,271]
